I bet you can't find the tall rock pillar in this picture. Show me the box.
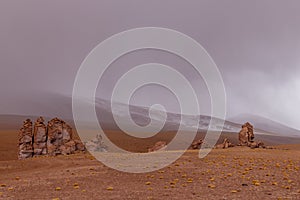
[18,119,33,159]
[33,117,47,155]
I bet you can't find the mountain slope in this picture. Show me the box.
[1,94,299,139]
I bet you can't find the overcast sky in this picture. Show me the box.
[0,0,300,129]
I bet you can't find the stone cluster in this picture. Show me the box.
[18,117,85,159]
[214,138,235,149]
[238,122,266,149]
[188,122,265,150]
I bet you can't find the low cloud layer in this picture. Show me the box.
[0,0,299,129]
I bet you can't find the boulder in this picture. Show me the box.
[249,141,265,149]
[215,138,234,149]
[148,141,167,152]
[190,139,203,149]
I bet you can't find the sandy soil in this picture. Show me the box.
[1,126,300,199]
[1,146,300,200]
[0,130,18,161]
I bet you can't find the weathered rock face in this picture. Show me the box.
[238,122,254,146]
[74,139,86,152]
[190,139,203,149]
[47,118,63,156]
[244,122,254,141]
[18,117,85,159]
[60,140,76,155]
[237,122,267,149]
[33,117,47,156]
[148,141,167,152]
[18,119,34,159]
[47,118,74,156]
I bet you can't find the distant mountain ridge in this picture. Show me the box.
[0,94,299,139]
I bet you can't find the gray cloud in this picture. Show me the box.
[0,0,299,129]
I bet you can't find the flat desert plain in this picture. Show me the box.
[1,129,300,200]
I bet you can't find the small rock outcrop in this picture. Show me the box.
[249,141,265,149]
[85,134,107,152]
[237,122,268,149]
[148,141,167,152]
[190,139,203,149]
[18,117,85,159]
[215,138,234,149]
[238,122,254,146]
[18,119,34,159]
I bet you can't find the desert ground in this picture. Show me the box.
[1,127,300,200]
[1,146,300,200]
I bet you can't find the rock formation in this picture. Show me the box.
[148,141,167,152]
[18,119,34,159]
[47,118,75,156]
[249,141,265,149]
[238,122,254,146]
[85,134,107,152]
[74,139,86,152]
[18,117,85,159]
[33,117,47,156]
[238,122,268,149]
[214,138,234,149]
[190,139,203,149]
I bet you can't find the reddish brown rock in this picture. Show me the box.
[47,118,63,156]
[60,140,76,155]
[148,141,167,152]
[74,139,86,152]
[190,139,203,149]
[237,122,267,149]
[214,138,234,149]
[47,118,73,156]
[238,122,254,146]
[249,141,265,149]
[62,122,72,143]
[33,117,47,155]
[18,119,34,159]
[18,117,87,159]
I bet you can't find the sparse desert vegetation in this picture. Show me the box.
[1,117,300,199]
[1,139,300,199]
